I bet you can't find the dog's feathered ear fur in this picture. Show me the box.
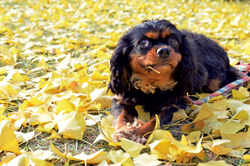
[176,33,207,94]
[108,35,133,95]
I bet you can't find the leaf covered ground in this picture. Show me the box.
[0,0,250,165]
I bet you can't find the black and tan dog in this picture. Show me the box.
[108,19,242,143]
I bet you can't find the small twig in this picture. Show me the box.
[69,161,85,166]
[65,143,67,154]
[164,117,188,127]
[146,66,160,74]
[75,140,78,151]
[19,132,42,145]
[78,139,92,146]
[163,161,198,165]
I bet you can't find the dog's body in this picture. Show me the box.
[108,20,242,143]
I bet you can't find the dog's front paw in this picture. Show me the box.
[112,119,147,144]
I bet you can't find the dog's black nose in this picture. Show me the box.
[157,47,171,58]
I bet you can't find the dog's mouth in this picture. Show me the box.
[141,63,173,74]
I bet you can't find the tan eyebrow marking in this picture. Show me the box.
[145,32,159,40]
[161,28,172,38]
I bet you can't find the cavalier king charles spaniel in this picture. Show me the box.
[108,19,242,143]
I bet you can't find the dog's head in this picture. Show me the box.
[109,19,204,94]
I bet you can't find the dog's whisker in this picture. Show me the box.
[146,66,161,74]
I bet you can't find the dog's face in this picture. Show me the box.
[128,21,183,93]
[109,20,198,94]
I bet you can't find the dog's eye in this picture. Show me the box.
[169,37,178,46]
[138,39,149,47]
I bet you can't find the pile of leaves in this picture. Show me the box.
[0,0,250,165]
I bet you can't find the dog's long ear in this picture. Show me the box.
[176,34,207,94]
[108,36,133,95]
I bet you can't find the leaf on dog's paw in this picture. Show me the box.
[120,138,145,157]
[147,129,166,144]
[135,105,150,122]
[154,114,160,130]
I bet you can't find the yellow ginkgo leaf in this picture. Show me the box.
[0,153,17,165]
[221,132,250,148]
[232,110,248,120]
[89,35,100,44]
[120,138,145,157]
[29,97,44,106]
[56,99,75,113]
[57,111,86,140]
[36,58,49,69]
[181,121,205,134]
[50,142,67,159]
[243,154,250,161]
[7,85,18,96]
[213,121,245,134]
[12,72,26,82]
[0,120,21,154]
[149,139,171,160]
[0,46,16,65]
[97,63,109,72]
[135,105,150,122]
[94,115,115,143]
[104,150,132,165]
[96,50,108,58]
[172,108,188,121]
[243,42,250,54]
[186,131,201,143]
[68,150,111,164]
[0,67,6,75]
[173,135,203,154]
[213,99,227,111]
[91,70,105,80]
[232,87,249,99]
[203,139,233,155]
[193,104,214,122]
[133,153,162,166]
[154,114,160,130]
[197,160,232,166]
[147,129,166,144]
[14,131,35,143]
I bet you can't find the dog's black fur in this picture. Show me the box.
[108,19,242,127]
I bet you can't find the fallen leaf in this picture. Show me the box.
[120,138,145,157]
